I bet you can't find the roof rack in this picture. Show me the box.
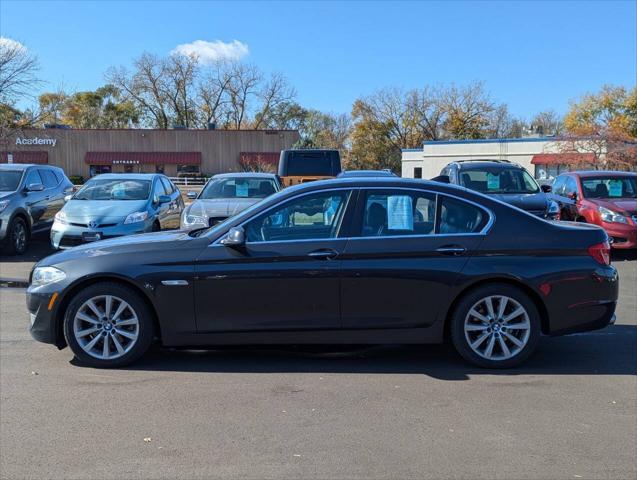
[454,159,513,164]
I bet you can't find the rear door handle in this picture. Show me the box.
[435,245,467,255]
[307,249,339,260]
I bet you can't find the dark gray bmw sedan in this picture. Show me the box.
[27,177,618,368]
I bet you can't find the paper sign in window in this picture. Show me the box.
[608,180,623,197]
[236,182,249,197]
[387,195,413,230]
[487,173,500,190]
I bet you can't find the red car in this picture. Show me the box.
[550,171,637,249]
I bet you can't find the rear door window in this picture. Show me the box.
[439,196,487,234]
[360,190,436,237]
[39,169,59,189]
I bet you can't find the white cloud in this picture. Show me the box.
[0,36,27,52]
[171,39,249,64]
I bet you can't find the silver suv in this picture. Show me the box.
[0,164,73,254]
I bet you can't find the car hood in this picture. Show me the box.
[63,199,149,222]
[189,197,261,217]
[589,198,637,214]
[39,230,197,266]
[489,192,547,212]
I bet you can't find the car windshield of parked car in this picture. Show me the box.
[460,168,540,194]
[73,179,151,201]
[0,170,23,191]
[199,177,277,199]
[581,176,637,199]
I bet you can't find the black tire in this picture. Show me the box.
[63,282,155,368]
[152,221,161,232]
[450,283,541,369]
[4,217,29,255]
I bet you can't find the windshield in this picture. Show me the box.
[460,167,540,194]
[199,177,277,200]
[74,178,151,201]
[581,176,637,199]
[0,171,23,192]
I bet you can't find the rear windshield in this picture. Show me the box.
[460,168,539,194]
[74,179,151,201]
[281,151,340,177]
[200,177,278,199]
[581,176,637,199]
[0,170,23,192]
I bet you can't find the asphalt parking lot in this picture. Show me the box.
[0,241,635,480]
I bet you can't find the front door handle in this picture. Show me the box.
[307,249,339,260]
[435,245,467,255]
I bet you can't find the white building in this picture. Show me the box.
[401,137,596,180]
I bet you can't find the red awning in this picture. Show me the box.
[85,152,201,165]
[1,151,48,164]
[531,153,596,165]
[239,152,280,166]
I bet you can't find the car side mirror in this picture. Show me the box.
[541,185,552,193]
[26,183,44,192]
[220,226,245,247]
[187,191,197,200]
[64,195,72,203]
[158,195,171,204]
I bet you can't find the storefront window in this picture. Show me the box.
[89,165,112,177]
[155,164,165,174]
[177,164,200,175]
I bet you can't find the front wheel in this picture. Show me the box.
[4,217,28,255]
[450,284,541,368]
[63,282,155,368]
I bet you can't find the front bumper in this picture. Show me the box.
[26,287,61,346]
[50,219,152,249]
[602,222,637,249]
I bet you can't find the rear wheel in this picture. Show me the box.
[4,217,28,255]
[63,282,154,368]
[450,284,541,368]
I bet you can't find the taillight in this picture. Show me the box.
[588,241,611,265]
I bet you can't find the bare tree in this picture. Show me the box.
[440,82,496,139]
[197,61,235,128]
[531,110,563,136]
[0,37,41,103]
[165,53,198,128]
[226,63,262,129]
[253,72,296,129]
[106,53,170,128]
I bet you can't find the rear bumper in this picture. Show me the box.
[549,300,617,336]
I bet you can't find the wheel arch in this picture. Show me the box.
[442,277,550,340]
[9,209,32,234]
[53,274,161,348]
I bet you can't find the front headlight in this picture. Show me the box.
[124,211,149,224]
[598,206,628,224]
[0,200,9,213]
[31,266,66,287]
[54,210,68,224]
[547,200,560,215]
[181,204,209,229]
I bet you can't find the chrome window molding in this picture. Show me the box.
[210,185,495,247]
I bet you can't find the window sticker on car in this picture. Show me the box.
[324,196,341,225]
[236,182,249,197]
[387,195,413,230]
[487,173,500,190]
[608,180,623,197]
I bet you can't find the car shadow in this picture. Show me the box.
[113,324,637,381]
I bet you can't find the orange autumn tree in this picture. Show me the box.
[558,85,637,170]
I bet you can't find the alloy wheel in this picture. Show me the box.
[463,295,531,361]
[73,295,139,360]
[13,223,26,252]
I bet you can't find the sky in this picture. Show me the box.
[1,0,636,118]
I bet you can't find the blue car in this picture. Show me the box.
[51,174,184,249]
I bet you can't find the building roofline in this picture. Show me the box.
[401,148,423,152]
[15,128,300,133]
[423,136,558,145]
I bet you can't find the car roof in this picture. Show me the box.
[567,170,637,178]
[283,176,468,194]
[212,172,278,179]
[90,173,161,180]
[0,163,37,170]
[453,160,523,170]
